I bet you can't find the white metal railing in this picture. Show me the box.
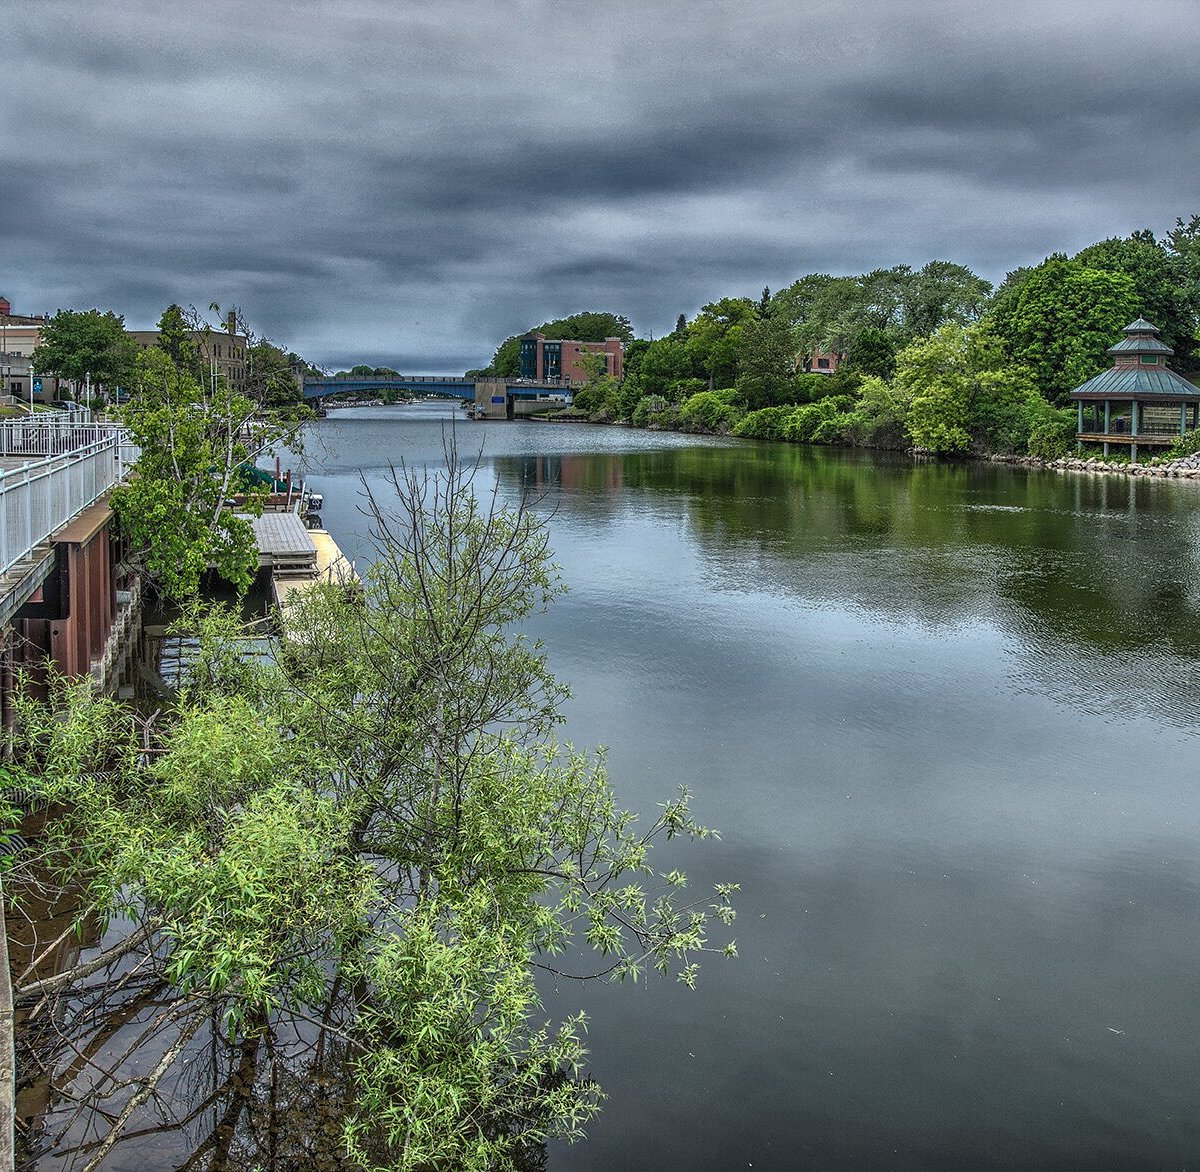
[0,419,124,459]
[0,398,89,420]
[0,432,127,575]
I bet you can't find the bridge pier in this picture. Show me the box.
[474,379,512,421]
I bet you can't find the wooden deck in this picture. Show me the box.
[249,512,317,575]
[271,528,360,616]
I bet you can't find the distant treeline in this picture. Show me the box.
[478,216,1200,457]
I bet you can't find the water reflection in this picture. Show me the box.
[492,445,1200,730]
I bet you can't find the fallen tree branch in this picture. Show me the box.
[16,918,162,1002]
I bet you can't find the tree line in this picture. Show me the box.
[498,215,1200,457]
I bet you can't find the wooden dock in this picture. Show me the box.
[248,511,359,617]
[250,512,319,577]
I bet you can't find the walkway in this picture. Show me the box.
[0,419,134,627]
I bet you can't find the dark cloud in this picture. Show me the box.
[3,0,1199,372]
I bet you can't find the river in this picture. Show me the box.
[293,401,1200,1170]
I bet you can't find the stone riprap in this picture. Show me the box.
[988,452,1200,478]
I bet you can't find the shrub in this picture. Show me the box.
[1026,405,1076,460]
[631,395,668,428]
[782,396,854,444]
[679,388,744,434]
[1167,427,1200,459]
[732,406,794,441]
[571,386,605,416]
[838,376,907,448]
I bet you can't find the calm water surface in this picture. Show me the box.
[301,402,1200,1171]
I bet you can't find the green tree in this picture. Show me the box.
[777,263,990,369]
[986,256,1138,401]
[622,337,653,379]
[841,326,902,379]
[7,455,736,1169]
[634,337,698,397]
[686,297,756,388]
[32,308,138,400]
[155,303,199,374]
[110,348,292,600]
[1074,234,1195,356]
[476,335,521,378]
[246,339,305,408]
[536,311,634,344]
[900,260,992,337]
[1166,215,1200,284]
[772,274,841,331]
[893,323,1041,454]
[735,313,800,409]
[838,375,909,448]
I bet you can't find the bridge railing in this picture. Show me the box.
[312,373,475,384]
[0,432,127,576]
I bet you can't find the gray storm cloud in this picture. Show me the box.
[4,0,1198,371]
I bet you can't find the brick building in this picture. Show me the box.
[128,310,248,393]
[799,348,842,374]
[518,333,624,385]
[0,299,69,401]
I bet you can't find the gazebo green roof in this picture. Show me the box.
[1070,365,1198,400]
[1108,335,1173,355]
[1123,318,1159,334]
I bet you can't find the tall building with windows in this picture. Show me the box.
[518,333,624,385]
[128,311,248,392]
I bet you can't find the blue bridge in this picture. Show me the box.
[302,374,573,421]
[304,374,472,400]
[302,374,569,402]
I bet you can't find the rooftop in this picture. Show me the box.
[1070,365,1199,400]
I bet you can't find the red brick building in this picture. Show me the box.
[800,348,842,374]
[518,333,624,385]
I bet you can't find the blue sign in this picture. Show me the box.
[32,377,42,393]
[491,395,506,404]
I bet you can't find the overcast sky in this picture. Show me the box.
[4,1,1199,372]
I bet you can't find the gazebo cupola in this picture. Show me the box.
[1106,318,1174,369]
[1069,318,1200,460]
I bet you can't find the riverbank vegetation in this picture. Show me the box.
[519,215,1200,459]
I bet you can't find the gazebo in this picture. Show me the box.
[1070,319,1200,460]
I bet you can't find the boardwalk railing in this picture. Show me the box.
[0,420,118,457]
[0,423,133,576]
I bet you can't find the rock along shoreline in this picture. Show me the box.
[986,452,1200,480]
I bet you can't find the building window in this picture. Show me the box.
[817,358,830,369]
[1140,355,1158,365]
